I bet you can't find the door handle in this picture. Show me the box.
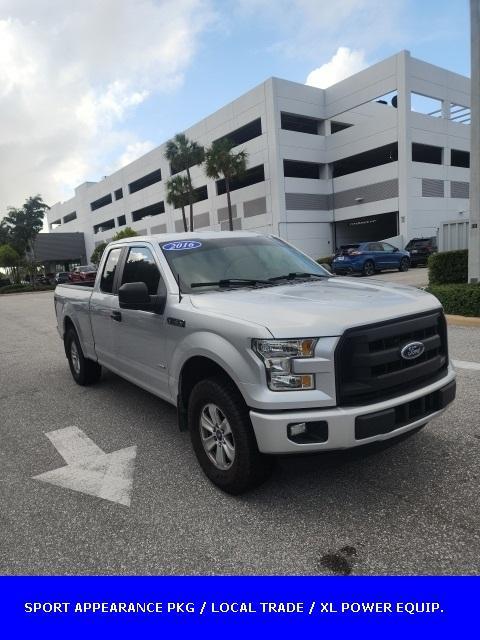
[111,311,122,322]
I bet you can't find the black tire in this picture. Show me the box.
[362,260,375,276]
[399,257,410,272]
[65,328,102,386]
[188,377,274,494]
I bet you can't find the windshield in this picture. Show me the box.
[160,236,329,292]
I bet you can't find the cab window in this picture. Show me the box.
[121,247,161,295]
[100,248,122,293]
[381,242,396,253]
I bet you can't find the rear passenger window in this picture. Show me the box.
[122,247,160,295]
[100,248,122,293]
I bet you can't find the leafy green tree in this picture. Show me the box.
[166,175,190,232]
[204,139,247,231]
[90,242,107,267]
[4,195,49,254]
[4,195,50,286]
[164,133,204,232]
[0,219,11,245]
[90,228,138,266]
[112,227,138,241]
[0,244,21,284]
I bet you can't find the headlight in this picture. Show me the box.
[252,338,317,391]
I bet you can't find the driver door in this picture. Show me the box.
[112,244,169,400]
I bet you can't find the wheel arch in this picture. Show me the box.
[177,356,246,431]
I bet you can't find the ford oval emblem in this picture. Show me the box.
[400,341,425,360]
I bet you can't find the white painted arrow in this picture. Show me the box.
[33,426,137,506]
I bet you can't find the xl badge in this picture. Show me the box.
[400,341,425,360]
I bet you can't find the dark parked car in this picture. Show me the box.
[55,272,71,284]
[69,266,97,283]
[332,241,410,276]
[405,237,438,266]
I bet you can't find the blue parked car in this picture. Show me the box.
[332,241,410,276]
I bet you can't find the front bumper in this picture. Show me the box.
[249,365,456,454]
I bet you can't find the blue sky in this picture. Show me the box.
[129,0,470,144]
[0,0,471,211]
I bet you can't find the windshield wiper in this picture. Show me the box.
[191,278,271,289]
[268,272,327,282]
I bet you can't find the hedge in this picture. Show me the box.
[0,284,55,294]
[428,250,468,285]
[317,255,333,267]
[427,283,480,317]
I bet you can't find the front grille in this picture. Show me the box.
[335,310,448,406]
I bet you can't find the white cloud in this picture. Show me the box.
[235,0,404,59]
[306,47,368,89]
[113,141,157,172]
[0,0,215,212]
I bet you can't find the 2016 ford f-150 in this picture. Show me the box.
[54,232,456,493]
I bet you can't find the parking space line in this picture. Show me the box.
[452,359,480,371]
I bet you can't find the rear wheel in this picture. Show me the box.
[399,257,410,272]
[65,328,102,386]
[188,377,273,494]
[362,260,375,276]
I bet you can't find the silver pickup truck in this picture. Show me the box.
[54,231,456,493]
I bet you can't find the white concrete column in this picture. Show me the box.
[469,0,480,282]
[396,50,411,249]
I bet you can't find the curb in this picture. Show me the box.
[446,314,480,327]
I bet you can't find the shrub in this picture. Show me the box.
[317,255,333,267]
[0,283,55,294]
[428,250,468,285]
[426,283,480,317]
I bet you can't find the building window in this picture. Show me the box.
[451,149,470,168]
[128,169,162,194]
[330,121,352,134]
[216,165,265,195]
[90,194,112,211]
[280,112,322,135]
[283,160,322,179]
[332,143,398,178]
[63,211,77,224]
[51,219,62,229]
[213,118,262,147]
[93,218,115,234]
[412,143,443,164]
[193,185,208,202]
[131,201,165,223]
[117,214,126,227]
[114,188,123,200]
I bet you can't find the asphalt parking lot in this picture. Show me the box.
[0,288,479,575]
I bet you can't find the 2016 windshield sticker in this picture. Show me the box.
[162,241,202,251]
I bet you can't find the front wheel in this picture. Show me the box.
[362,260,375,276]
[399,257,410,272]
[188,377,273,494]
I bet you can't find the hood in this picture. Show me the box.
[189,277,441,338]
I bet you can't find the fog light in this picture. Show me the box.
[288,422,307,438]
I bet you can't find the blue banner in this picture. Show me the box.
[0,577,478,637]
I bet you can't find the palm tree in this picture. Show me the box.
[204,139,247,231]
[164,133,204,231]
[165,176,190,231]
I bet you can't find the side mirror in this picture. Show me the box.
[119,282,166,314]
[393,247,399,252]
[322,263,332,273]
